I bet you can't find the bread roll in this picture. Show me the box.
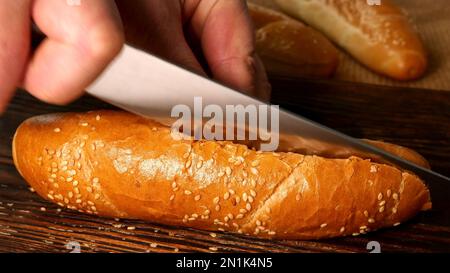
[12,111,431,239]
[273,0,428,81]
[248,3,340,78]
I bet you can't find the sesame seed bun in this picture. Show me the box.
[12,110,431,239]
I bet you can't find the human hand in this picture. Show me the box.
[0,0,124,113]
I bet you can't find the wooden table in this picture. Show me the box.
[1,77,449,253]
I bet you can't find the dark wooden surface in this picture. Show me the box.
[0,77,449,253]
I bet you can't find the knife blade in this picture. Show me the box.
[86,45,450,189]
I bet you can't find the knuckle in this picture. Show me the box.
[84,21,125,61]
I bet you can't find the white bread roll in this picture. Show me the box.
[273,0,428,81]
[248,3,340,78]
[12,111,431,239]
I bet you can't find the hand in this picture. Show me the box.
[0,0,270,114]
[116,0,270,100]
[0,0,124,112]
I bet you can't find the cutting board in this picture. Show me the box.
[0,77,449,252]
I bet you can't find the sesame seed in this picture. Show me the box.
[387,189,392,198]
[66,177,74,182]
[378,193,383,200]
[213,197,220,204]
[169,194,175,201]
[29,187,35,192]
[250,189,257,197]
[210,233,217,238]
[352,233,360,236]
[393,193,399,200]
[185,160,192,168]
[392,207,398,214]
[47,194,54,200]
[393,222,401,227]
[379,206,385,213]
[184,190,192,195]
[92,178,99,184]
[225,167,232,176]
[228,189,235,195]
[239,208,247,214]
[204,210,211,215]
[174,248,179,252]
[218,228,225,232]
[368,218,375,223]
[64,198,69,204]
[215,205,220,211]
[251,160,260,167]
[194,195,201,201]
[150,243,157,248]
[224,216,229,222]
[40,207,46,212]
[363,210,369,217]
[360,225,367,230]
[86,187,93,193]
[242,193,248,202]
[81,122,89,127]
[320,223,327,228]
[248,196,254,203]
[209,247,218,252]
[379,200,386,207]
[96,115,101,121]
[223,192,230,200]
[73,180,79,186]
[196,161,203,169]
[268,231,276,235]
[235,196,241,204]
[246,203,252,211]
[256,220,262,226]
[340,227,345,233]
[127,226,136,230]
[53,183,59,189]
[250,167,258,175]
[370,165,378,173]
[236,214,244,219]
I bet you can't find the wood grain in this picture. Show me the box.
[0,77,449,253]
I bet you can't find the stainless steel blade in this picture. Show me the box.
[86,45,450,188]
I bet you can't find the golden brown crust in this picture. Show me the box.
[274,0,428,80]
[248,3,340,78]
[12,111,431,239]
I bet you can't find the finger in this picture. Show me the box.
[186,0,271,98]
[23,0,124,105]
[0,0,31,113]
[116,0,204,75]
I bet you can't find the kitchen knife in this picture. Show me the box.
[86,45,450,188]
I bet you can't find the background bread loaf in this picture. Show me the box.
[12,111,431,239]
[248,3,340,78]
[273,0,428,80]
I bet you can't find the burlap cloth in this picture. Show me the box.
[250,0,450,91]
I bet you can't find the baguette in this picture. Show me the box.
[273,0,428,81]
[12,111,431,239]
[248,3,339,78]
